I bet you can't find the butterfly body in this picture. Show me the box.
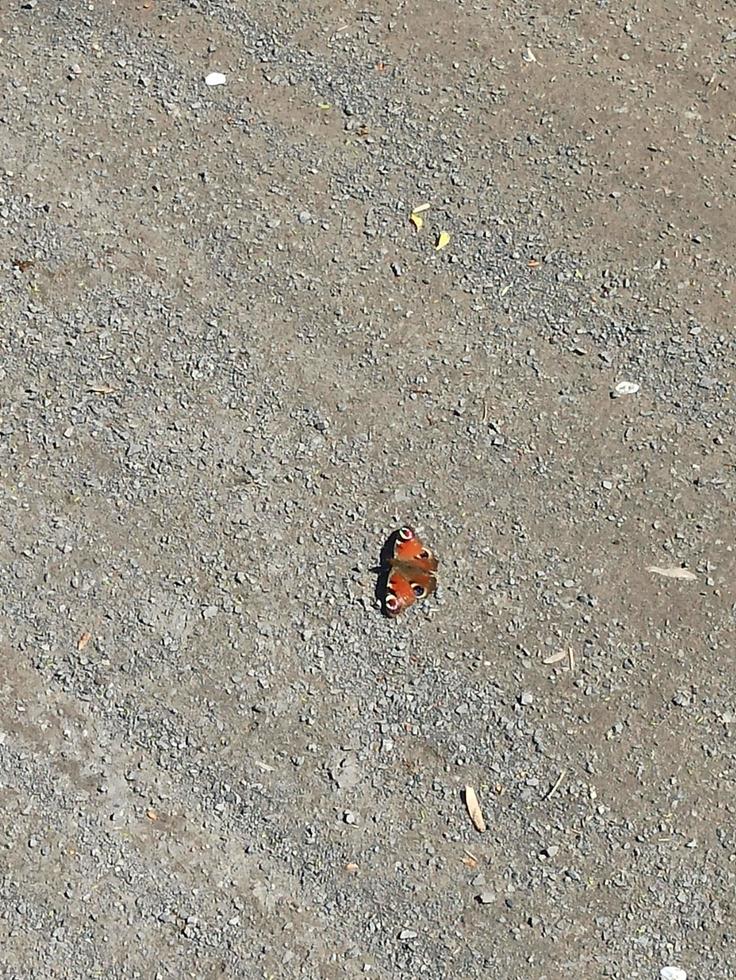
[381,527,438,617]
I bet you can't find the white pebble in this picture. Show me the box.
[660,968,687,980]
[205,72,227,86]
[612,380,640,397]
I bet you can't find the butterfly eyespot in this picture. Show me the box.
[398,527,414,541]
[418,548,432,560]
[411,583,427,598]
[385,594,400,612]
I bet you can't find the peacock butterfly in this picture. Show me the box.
[379,526,438,617]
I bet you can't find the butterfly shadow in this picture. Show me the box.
[372,529,403,616]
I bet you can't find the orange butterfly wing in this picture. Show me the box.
[391,530,439,571]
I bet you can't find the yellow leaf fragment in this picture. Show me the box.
[464,785,486,832]
[435,230,451,251]
[410,212,424,230]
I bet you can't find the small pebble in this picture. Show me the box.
[205,72,227,86]
[519,692,533,706]
[660,968,687,980]
[477,891,496,904]
[612,380,640,397]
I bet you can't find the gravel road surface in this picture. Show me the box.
[1,1,734,977]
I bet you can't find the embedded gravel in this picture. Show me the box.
[1,1,734,978]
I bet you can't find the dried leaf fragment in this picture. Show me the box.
[254,760,275,772]
[647,566,697,581]
[542,646,575,670]
[410,202,430,230]
[462,850,478,869]
[77,631,92,651]
[544,770,566,800]
[542,649,568,665]
[435,230,451,251]
[464,785,486,832]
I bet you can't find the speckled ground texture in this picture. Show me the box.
[1,1,734,977]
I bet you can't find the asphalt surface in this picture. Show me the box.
[1,1,734,977]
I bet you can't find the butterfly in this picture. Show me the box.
[379,526,438,617]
